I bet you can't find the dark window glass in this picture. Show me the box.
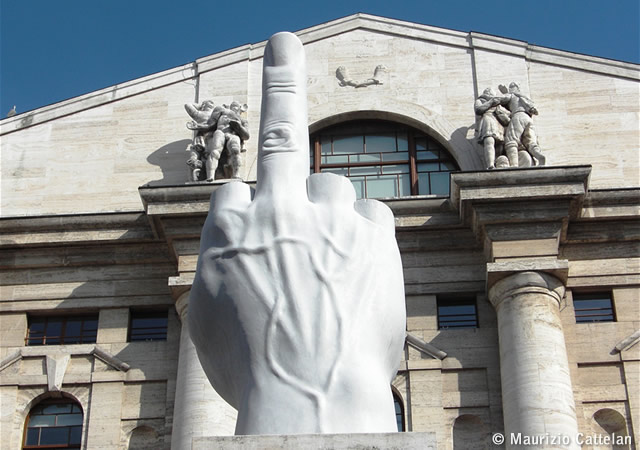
[25,428,39,446]
[310,120,459,199]
[393,392,405,432]
[23,399,83,449]
[437,297,478,329]
[573,293,615,323]
[26,315,98,346]
[69,427,82,445]
[129,311,168,342]
[40,428,68,445]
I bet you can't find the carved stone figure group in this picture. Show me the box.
[184,100,250,181]
[474,82,546,169]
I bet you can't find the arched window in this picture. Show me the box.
[310,120,458,199]
[393,391,406,432]
[23,399,83,449]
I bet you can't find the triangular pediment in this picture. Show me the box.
[2,13,636,136]
[0,346,130,391]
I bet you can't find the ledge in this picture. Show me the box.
[0,212,153,248]
[193,432,436,450]
[451,166,592,230]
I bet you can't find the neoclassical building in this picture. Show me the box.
[1,14,638,449]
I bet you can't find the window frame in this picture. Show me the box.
[310,120,458,199]
[392,390,406,432]
[25,314,98,346]
[128,309,169,342]
[22,399,83,449]
[436,296,479,330]
[572,292,616,323]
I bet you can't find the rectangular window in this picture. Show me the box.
[437,297,478,329]
[129,310,168,342]
[26,315,98,346]
[573,292,615,323]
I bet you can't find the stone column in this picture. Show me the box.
[171,292,237,449]
[489,270,579,449]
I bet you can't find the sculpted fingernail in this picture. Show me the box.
[265,32,303,67]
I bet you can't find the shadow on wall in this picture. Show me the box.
[452,124,482,170]
[145,139,192,187]
[128,425,161,449]
[453,414,491,449]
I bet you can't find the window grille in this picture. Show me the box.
[129,310,168,341]
[573,293,615,323]
[437,297,478,329]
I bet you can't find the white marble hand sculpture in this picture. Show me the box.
[189,32,406,435]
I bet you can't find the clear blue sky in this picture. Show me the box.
[1,0,638,116]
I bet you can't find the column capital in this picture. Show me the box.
[175,291,190,322]
[487,259,569,289]
[488,269,566,310]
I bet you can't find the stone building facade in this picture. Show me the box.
[1,14,638,449]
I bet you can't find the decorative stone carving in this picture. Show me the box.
[498,82,546,167]
[189,32,406,435]
[475,83,546,169]
[185,101,250,182]
[474,88,509,169]
[336,65,387,88]
[46,354,70,391]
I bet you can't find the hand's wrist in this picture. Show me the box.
[236,372,397,434]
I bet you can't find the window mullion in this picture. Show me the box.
[313,137,321,173]
[408,132,418,195]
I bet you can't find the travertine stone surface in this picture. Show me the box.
[96,308,129,344]
[1,81,195,216]
[85,381,125,449]
[489,271,579,449]
[0,313,27,351]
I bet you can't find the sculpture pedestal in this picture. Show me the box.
[192,432,436,449]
